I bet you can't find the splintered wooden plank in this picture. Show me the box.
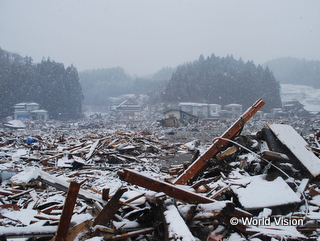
[93,188,126,226]
[65,220,93,241]
[37,169,103,203]
[162,200,198,241]
[268,124,320,177]
[0,226,57,239]
[55,181,81,241]
[107,227,155,241]
[174,98,265,185]
[118,168,214,204]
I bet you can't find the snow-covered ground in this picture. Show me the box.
[281,84,320,113]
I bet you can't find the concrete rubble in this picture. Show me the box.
[1,104,320,240]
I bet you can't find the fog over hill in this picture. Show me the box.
[281,84,320,113]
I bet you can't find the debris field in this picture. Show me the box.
[1,99,320,240]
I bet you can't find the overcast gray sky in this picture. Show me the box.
[1,0,319,76]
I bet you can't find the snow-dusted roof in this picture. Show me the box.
[225,103,242,107]
[31,109,48,113]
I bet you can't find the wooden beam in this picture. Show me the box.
[107,227,155,241]
[65,220,93,241]
[216,146,238,161]
[118,168,214,204]
[174,98,265,185]
[0,226,57,239]
[37,169,103,203]
[55,181,81,241]
[93,188,126,226]
[6,188,35,200]
[161,200,197,241]
[260,150,289,162]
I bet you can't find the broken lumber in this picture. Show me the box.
[0,226,57,239]
[268,124,320,177]
[6,188,35,200]
[55,181,81,241]
[37,169,103,203]
[260,150,289,162]
[174,98,265,185]
[261,127,285,153]
[216,145,238,161]
[118,168,214,204]
[107,227,155,241]
[162,199,198,241]
[65,220,93,241]
[94,188,126,226]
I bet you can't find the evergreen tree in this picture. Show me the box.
[163,54,282,112]
[0,48,83,119]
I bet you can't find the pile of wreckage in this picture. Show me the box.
[1,98,320,240]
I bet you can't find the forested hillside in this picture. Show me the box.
[79,67,173,106]
[264,57,320,88]
[79,67,132,106]
[0,48,83,119]
[163,54,282,111]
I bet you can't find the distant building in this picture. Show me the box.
[208,104,222,119]
[282,101,309,117]
[224,103,242,116]
[14,102,48,121]
[113,98,142,119]
[282,101,304,113]
[163,109,199,126]
[179,102,221,119]
[179,102,243,119]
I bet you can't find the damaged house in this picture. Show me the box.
[112,98,142,120]
[13,102,48,121]
[179,102,221,119]
[162,109,199,127]
[282,100,310,117]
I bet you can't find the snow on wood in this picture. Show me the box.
[10,168,40,187]
[231,175,301,210]
[3,120,26,129]
[3,114,320,239]
[268,123,320,177]
[86,139,101,160]
[37,169,104,203]
[163,200,199,241]
[118,168,215,204]
[0,225,57,238]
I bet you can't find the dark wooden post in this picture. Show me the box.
[55,181,81,241]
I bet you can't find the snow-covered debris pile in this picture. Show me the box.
[2,108,320,239]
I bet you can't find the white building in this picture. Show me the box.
[223,103,243,118]
[14,103,48,121]
[179,102,244,119]
[179,102,221,119]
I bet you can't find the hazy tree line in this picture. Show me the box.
[79,67,173,106]
[264,57,320,88]
[80,55,282,113]
[0,48,83,119]
[163,54,282,112]
[3,46,318,121]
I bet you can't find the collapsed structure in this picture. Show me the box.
[1,98,320,240]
